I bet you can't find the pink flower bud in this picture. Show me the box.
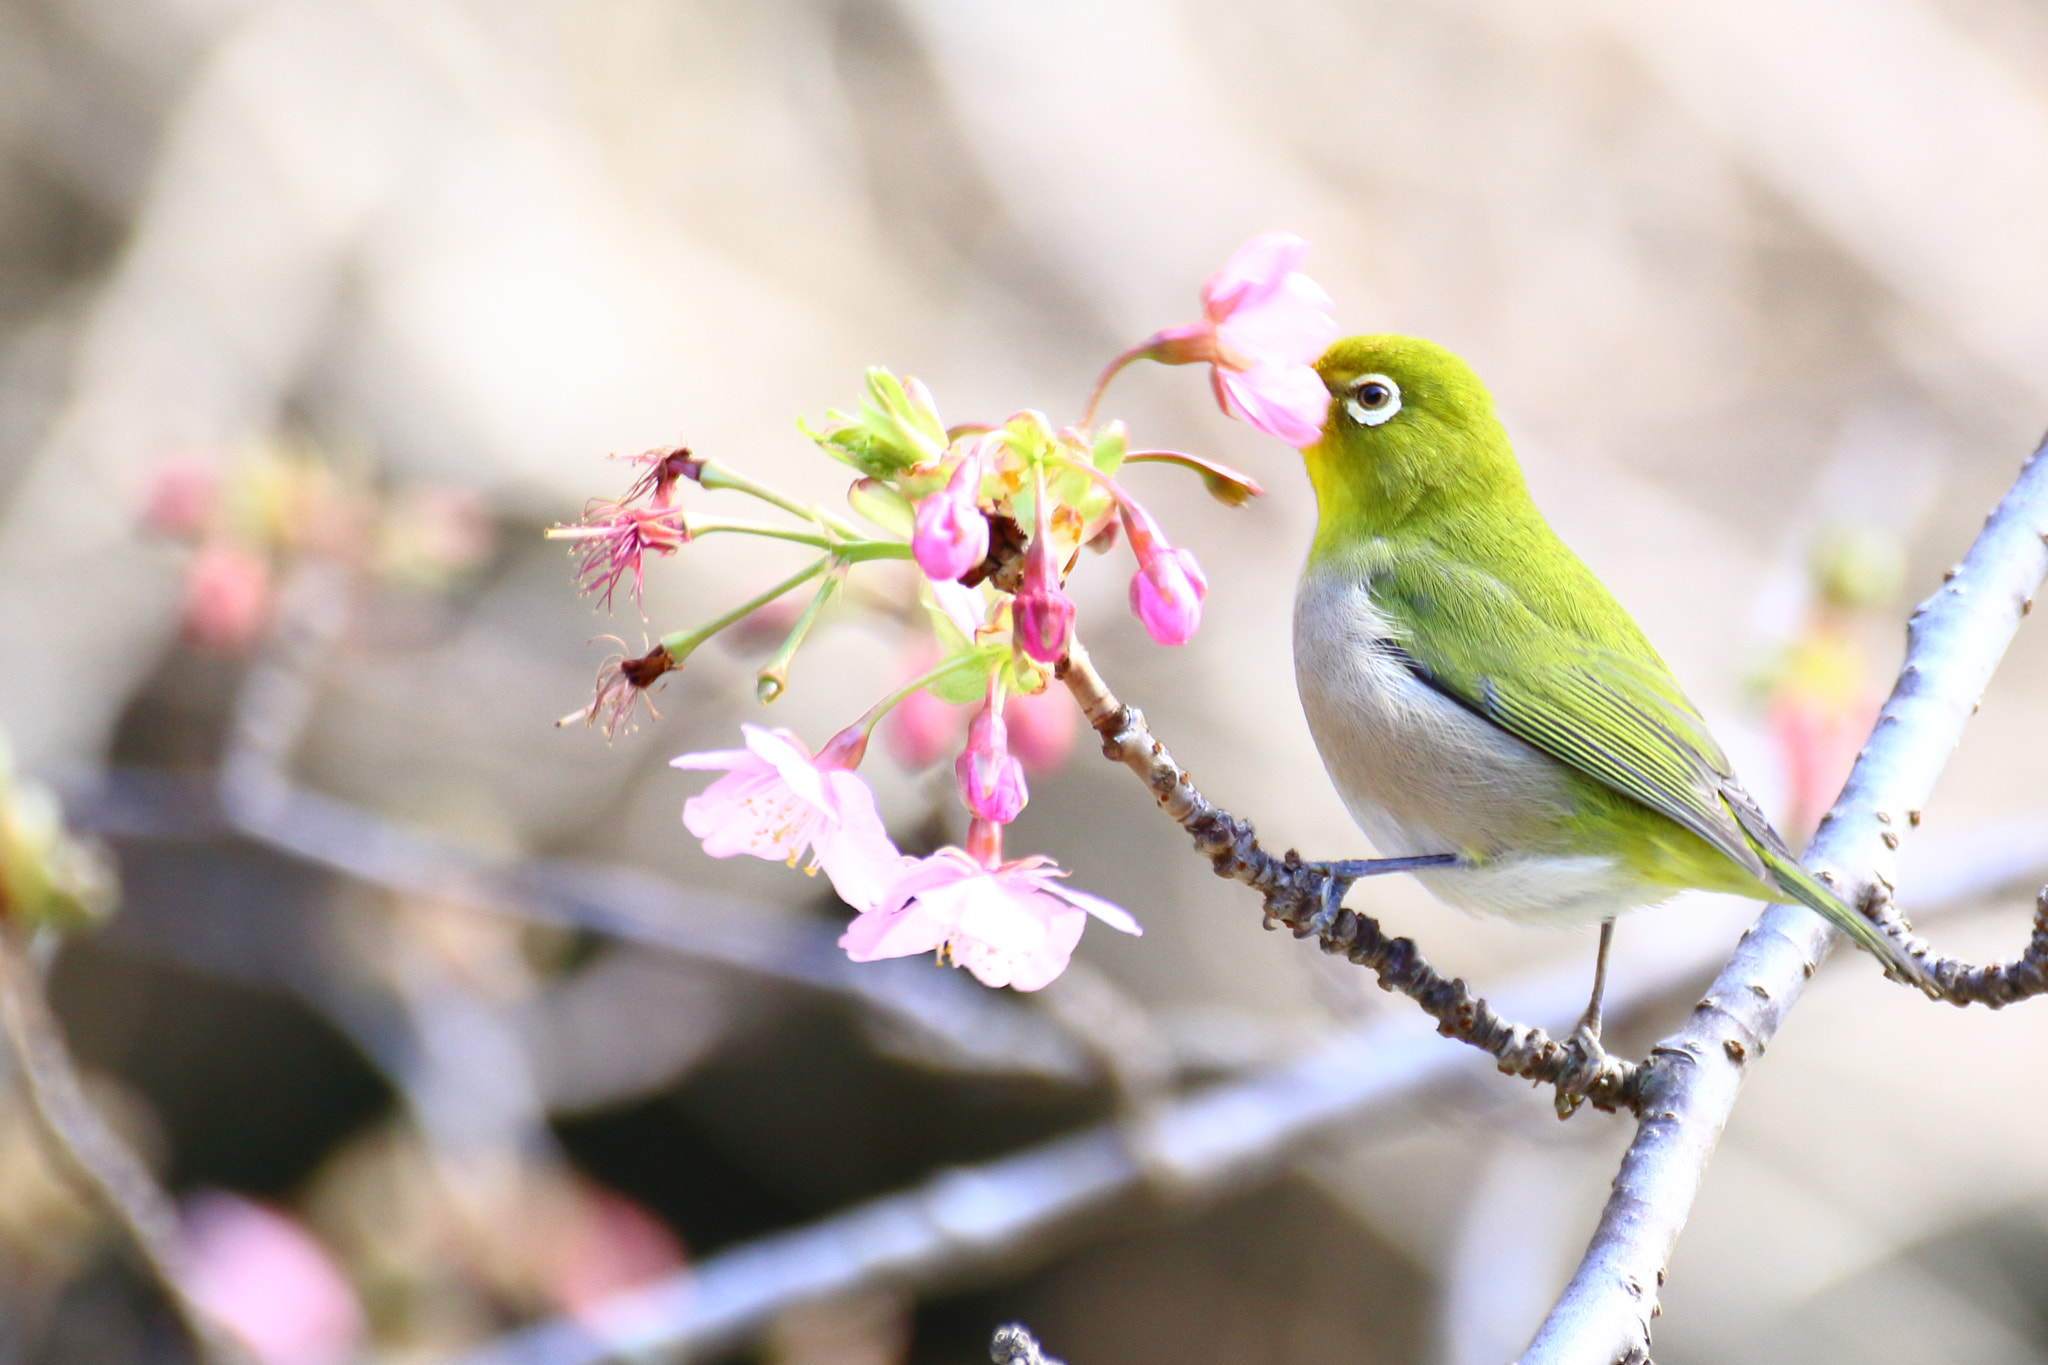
[1003,685,1076,776]
[955,682,1028,823]
[1123,504,1208,646]
[912,449,989,582]
[1011,495,1074,664]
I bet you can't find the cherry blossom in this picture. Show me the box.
[840,820,1139,991]
[1092,231,1338,446]
[673,724,903,910]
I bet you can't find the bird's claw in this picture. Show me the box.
[1305,868,1355,939]
[1301,854,1459,938]
[1554,1019,1607,1120]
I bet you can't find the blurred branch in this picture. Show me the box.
[1056,640,1637,1113]
[435,813,2048,1365]
[64,557,1095,1087]
[1520,436,2048,1365]
[0,929,245,1365]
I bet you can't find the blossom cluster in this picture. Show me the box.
[139,446,494,652]
[552,233,1337,990]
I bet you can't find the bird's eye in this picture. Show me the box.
[1344,374,1401,427]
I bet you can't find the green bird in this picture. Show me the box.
[1293,335,1931,1048]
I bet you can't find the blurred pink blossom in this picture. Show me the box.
[547,1181,687,1323]
[180,543,272,652]
[674,725,903,910]
[912,446,988,582]
[1002,685,1077,777]
[840,820,1139,990]
[954,682,1028,822]
[141,457,217,538]
[1122,502,1208,645]
[882,645,966,771]
[180,1191,363,1365]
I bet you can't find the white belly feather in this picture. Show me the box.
[1292,568,1673,926]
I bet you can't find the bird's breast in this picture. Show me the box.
[1292,567,1651,925]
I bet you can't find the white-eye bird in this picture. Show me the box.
[1292,335,1931,1046]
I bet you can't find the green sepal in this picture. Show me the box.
[916,578,1003,704]
[802,368,948,478]
[1091,421,1127,474]
[846,478,916,538]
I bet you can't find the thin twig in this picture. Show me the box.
[1520,436,2048,1365]
[1056,641,1638,1113]
[1871,883,2048,1006]
[0,930,245,1364]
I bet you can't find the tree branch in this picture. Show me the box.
[1056,641,1639,1113]
[436,813,2048,1365]
[1520,435,2048,1365]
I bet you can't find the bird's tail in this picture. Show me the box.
[1760,847,1936,993]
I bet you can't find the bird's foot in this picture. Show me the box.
[1554,1018,1608,1120]
[1301,855,1459,938]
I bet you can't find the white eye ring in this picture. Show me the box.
[1344,374,1401,427]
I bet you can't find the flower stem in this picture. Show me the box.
[659,558,830,662]
[757,567,845,702]
[858,650,994,735]
[699,458,865,540]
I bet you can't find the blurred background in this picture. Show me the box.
[2,0,2047,1361]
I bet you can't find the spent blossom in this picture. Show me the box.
[561,643,676,739]
[556,501,690,612]
[672,724,903,911]
[841,819,1139,991]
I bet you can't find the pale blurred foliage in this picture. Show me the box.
[1,0,2047,1361]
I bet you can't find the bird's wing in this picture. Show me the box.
[1368,551,1770,882]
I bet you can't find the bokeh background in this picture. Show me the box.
[2,0,2048,1362]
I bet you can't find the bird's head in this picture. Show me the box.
[1301,335,1524,545]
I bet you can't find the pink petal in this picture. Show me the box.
[1045,884,1143,936]
[684,769,819,860]
[954,883,1054,956]
[1203,231,1312,318]
[840,902,951,961]
[812,771,907,910]
[741,725,833,806]
[873,847,981,915]
[957,901,1087,991]
[1217,272,1338,364]
[1217,362,1332,447]
[669,748,755,772]
[929,578,987,637]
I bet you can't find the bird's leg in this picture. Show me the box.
[1556,918,1617,1118]
[1575,917,1616,1042]
[1303,853,1459,936]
